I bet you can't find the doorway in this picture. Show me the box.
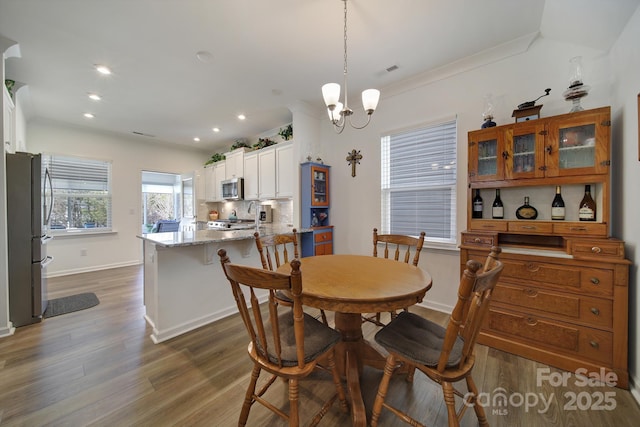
[140,171,182,233]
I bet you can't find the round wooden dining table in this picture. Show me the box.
[277,254,432,427]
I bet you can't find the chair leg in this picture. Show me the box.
[327,350,349,413]
[320,309,328,326]
[239,364,261,426]
[442,381,460,427]
[466,375,489,427]
[288,378,299,427]
[370,354,397,427]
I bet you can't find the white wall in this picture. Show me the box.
[610,5,640,400]
[27,121,208,276]
[321,35,613,313]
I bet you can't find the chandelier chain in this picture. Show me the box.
[342,0,349,109]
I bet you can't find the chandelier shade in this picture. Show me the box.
[322,0,380,133]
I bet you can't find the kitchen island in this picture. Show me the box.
[138,225,308,343]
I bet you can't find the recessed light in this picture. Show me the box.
[83,113,95,119]
[88,93,101,101]
[193,137,200,142]
[237,114,246,120]
[212,127,220,133]
[95,64,112,75]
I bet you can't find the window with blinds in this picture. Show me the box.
[381,119,457,244]
[43,154,112,232]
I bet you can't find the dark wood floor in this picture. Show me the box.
[1,264,638,426]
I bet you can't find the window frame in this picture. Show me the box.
[44,153,113,236]
[380,117,458,248]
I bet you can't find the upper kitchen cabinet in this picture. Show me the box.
[204,161,226,202]
[225,147,247,179]
[243,151,259,200]
[242,141,293,201]
[468,106,611,183]
[275,142,293,199]
[3,84,15,153]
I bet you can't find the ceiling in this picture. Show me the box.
[1,0,638,153]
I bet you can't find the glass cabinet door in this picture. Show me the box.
[468,128,505,182]
[311,165,329,206]
[546,109,610,177]
[505,122,545,180]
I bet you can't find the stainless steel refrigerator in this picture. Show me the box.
[6,152,54,327]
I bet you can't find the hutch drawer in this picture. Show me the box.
[492,282,613,328]
[486,308,613,365]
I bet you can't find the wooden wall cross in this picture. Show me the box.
[346,149,363,177]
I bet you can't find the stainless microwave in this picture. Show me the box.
[221,177,244,200]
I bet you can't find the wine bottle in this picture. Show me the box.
[472,189,483,218]
[516,196,538,219]
[492,189,504,219]
[551,186,565,220]
[579,184,596,221]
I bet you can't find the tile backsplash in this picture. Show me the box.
[201,199,293,225]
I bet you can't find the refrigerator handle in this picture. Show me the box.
[41,255,54,268]
[44,167,53,226]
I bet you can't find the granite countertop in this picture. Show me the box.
[137,224,312,248]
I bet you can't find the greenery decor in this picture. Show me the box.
[278,124,293,141]
[204,152,226,165]
[252,138,277,150]
[230,138,251,150]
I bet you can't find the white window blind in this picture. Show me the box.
[43,154,112,231]
[381,119,457,244]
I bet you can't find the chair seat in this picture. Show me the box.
[375,311,463,368]
[275,289,292,303]
[258,312,341,367]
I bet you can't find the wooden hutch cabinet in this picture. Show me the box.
[300,162,333,257]
[461,106,630,388]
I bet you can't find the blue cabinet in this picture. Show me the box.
[300,162,333,256]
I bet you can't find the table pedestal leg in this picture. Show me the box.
[333,312,389,426]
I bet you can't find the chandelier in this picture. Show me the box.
[322,0,380,133]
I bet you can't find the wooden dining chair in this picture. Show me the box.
[217,249,348,427]
[370,247,503,427]
[254,230,328,325]
[363,228,426,326]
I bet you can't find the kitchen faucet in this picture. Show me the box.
[247,201,260,230]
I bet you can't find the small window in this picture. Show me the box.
[381,119,457,245]
[44,154,112,233]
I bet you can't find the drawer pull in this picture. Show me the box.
[521,226,536,230]
[590,307,600,316]
[474,238,481,243]
[589,341,599,349]
[590,277,600,285]
[570,227,588,231]
[525,317,538,326]
[524,288,538,297]
[526,263,539,272]
[591,246,602,254]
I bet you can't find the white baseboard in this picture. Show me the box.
[148,306,239,344]
[416,300,453,314]
[0,323,15,339]
[630,372,640,406]
[46,260,142,278]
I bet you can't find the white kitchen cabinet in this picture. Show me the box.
[3,86,15,153]
[225,148,246,179]
[243,151,259,200]
[258,147,276,199]
[275,142,293,198]
[213,162,226,201]
[204,162,226,201]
